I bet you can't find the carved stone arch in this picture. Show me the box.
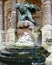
[17,0,43,27]
[17,0,42,7]
[17,0,25,3]
[24,0,42,7]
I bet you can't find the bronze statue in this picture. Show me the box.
[16,2,40,26]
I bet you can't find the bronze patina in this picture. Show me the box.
[16,2,39,26]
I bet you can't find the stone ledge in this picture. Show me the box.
[41,24,52,31]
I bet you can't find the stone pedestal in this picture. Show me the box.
[6,28,17,46]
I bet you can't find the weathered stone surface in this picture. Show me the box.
[6,28,17,46]
[10,11,16,28]
[41,25,52,46]
[15,32,35,47]
[10,0,16,28]
[46,54,52,65]
[42,0,51,25]
[41,1,52,65]
[0,15,3,30]
[18,20,35,39]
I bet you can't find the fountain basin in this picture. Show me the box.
[0,46,49,64]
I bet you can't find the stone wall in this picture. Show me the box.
[0,2,2,15]
[33,11,43,27]
[4,0,11,30]
[17,0,25,3]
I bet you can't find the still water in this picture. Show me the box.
[0,62,31,65]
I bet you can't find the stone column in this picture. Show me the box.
[41,0,52,45]
[2,0,5,30]
[6,0,17,46]
[0,2,5,49]
[41,0,52,65]
[43,0,51,25]
[10,0,17,28]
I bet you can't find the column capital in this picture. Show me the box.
[42,0,51,5]
[42,0,51,25]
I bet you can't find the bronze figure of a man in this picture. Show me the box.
[16,2,39,26]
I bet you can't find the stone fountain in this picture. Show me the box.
[0,2,50,65]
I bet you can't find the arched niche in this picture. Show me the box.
[17,0,42,7]
[25,0,43,27]
[17,0,43,26]
[26,0,42,7]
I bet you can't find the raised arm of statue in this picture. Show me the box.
[29,4,40,14]
[23,2,40,14]
[16,2,40,26]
